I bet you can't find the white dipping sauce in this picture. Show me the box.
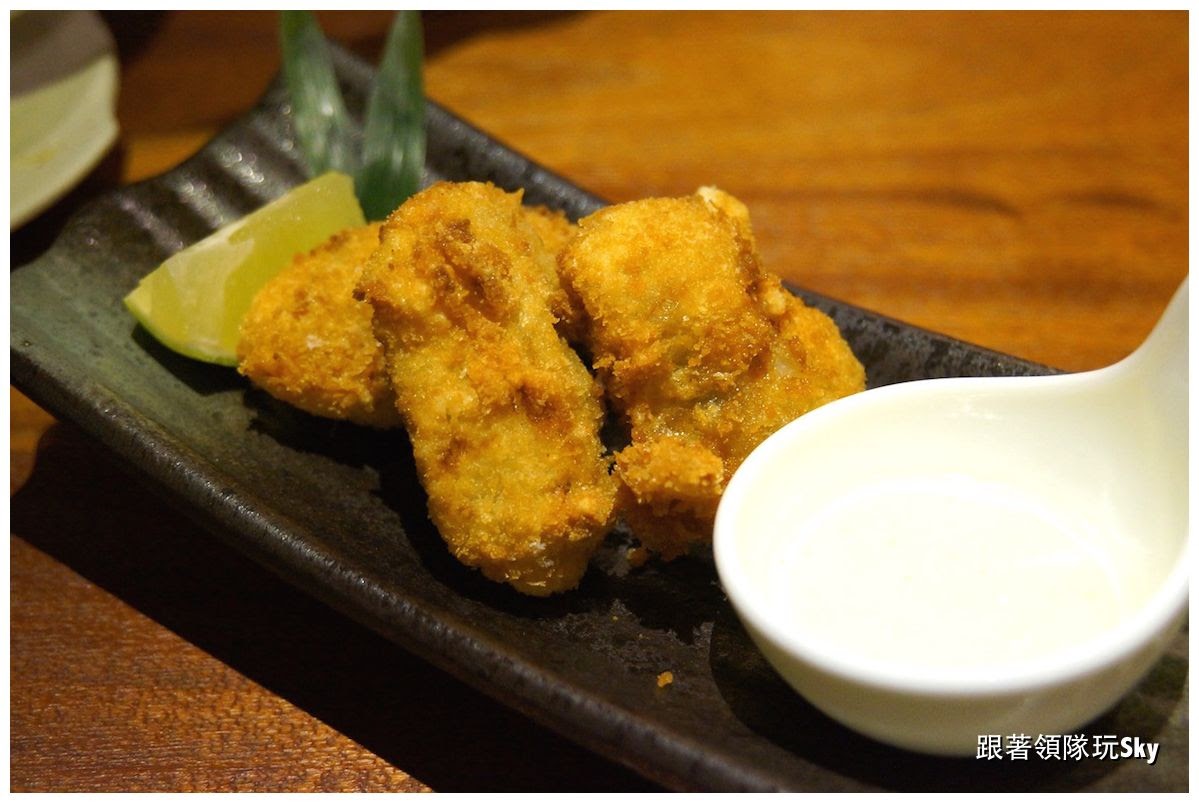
[728,384,1174,674]
[716,290,1188,752]
[774,473,1131,669]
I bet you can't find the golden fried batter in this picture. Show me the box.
[522,203,576,260]
[237,222,401,428]
[237,202,578,429]
[516,201,584,338]
[356,181,616,595]
[560,188,865,558]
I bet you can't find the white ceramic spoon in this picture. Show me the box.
[714,279,1188,755]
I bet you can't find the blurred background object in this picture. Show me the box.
[10,10,119,228]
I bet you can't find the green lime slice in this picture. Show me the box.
[123,171,366,366]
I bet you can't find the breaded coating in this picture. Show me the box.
[237,222,401,428]
[517,202,585,339]
[522,203,576,259]
[236,203,577,429]
[560,188,866,559]
[356,181,617,595]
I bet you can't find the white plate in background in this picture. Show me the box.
[11,10,119,229]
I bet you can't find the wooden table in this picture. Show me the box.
[10,11,1188,792]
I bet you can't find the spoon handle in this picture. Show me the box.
[1119,277,1188,450]
[1132,276,1187,370]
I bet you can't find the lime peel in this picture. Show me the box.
[123,171,366,366]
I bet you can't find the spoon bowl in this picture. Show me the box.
[714,279,1188,755]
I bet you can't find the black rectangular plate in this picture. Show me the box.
[10,49,1186,791]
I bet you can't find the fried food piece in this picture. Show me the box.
[560,187,866,559]
[237,222,401,428]
[517,202,585,339]
[237,202,578,428]
[357,181,617,595]
[522,203,576,260]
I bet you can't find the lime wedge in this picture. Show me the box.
[123,171,366,365]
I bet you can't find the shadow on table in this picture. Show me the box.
[10,420,658,793]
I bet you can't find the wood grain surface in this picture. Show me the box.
[10,10,1188,792]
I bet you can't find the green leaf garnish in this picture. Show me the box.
[279,11,356,177]
[279,11,426,221]
[357,11,426,221]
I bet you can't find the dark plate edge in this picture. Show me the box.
[8,62,781,793]
[9,50,1065,793]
